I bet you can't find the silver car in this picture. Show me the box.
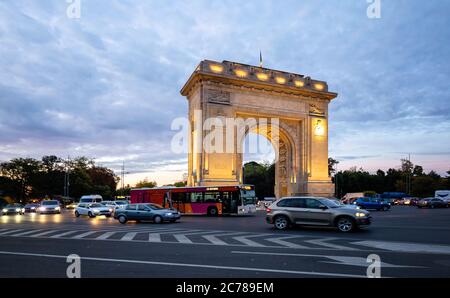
[266,197,371,232]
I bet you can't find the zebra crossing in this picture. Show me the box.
[2,226,450,255]
[0,226,364,250]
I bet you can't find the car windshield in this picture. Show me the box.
[42,201,58,205]
[319,199,342,208]
[89,203,103,208]
[6,204,21,208]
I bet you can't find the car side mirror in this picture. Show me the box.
[319,205,328,210]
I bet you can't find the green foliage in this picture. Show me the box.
[135,179,157,188]
[0,156,119,201]
[243,161,275,200]
[334,164,449,198]
[328,157,339,176]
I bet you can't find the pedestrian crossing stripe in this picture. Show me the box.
[2,227,450,254]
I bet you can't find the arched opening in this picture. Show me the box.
[242,132,276,200]
[237,121,297,199]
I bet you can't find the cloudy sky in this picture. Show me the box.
[0,0,449,186]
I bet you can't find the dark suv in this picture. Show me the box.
[266,197,371,232]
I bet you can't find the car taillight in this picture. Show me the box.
[266,208,272,213]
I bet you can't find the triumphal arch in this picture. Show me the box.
[181,60,337,197]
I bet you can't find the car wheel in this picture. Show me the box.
[153,215,163,224]
[105,215,111,218]
[207,207,218,216]
[382,206,389,211]
[274,215,290,230]
[336,217,355,233]
[75,211,80,217]
[88,212,95,218]
[118,215,127,224]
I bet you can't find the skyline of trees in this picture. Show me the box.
[1,155,448,202]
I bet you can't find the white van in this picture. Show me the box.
[435,190,450,204]
[79,195,103,204]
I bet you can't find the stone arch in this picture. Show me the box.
[181,60,337,197]
[237,119,297,198]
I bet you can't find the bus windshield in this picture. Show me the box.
[240,189,257,205]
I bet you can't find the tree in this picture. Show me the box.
[413,165,424,176]
[328,157,339,176]
[135,179,157,188]
[411,176,435,197]
[243,161,275,200]
[0,158,41,201]
[173,181,187,187]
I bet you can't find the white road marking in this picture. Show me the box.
[50,230,81,238]
[232,234,267,247]
[231,251,423,268]
[265,236,310,249]
[0,250,367,278]
[320,256,424,268]
[202,232,246,245]
[121,232,137,241]
[30,230,60,237]
[173,230,221,244]
[353,240,450,255]
[306,237,357,251]
[0,229,23,236]
[148,233,162,242]
[96,232,116,240]
[9,230,44,237]
[72,231,98,239]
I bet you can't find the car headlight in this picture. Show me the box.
[2,209,7,212]
[21,208,25,212]
[39,207,46,211]
[109,209,113,212]
[355,212,367,217]
[165,212,173,216]
[31,207,36,210]
[55,207,60,210]
[16,208,21,212]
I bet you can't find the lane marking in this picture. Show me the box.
[50,230,81,238]
[231,251,424,268]
[0,250,367,278]
[72,231,98,239]
[306,237,357,251]
[233,234,267,247]
[265,236,309,249]
[202,232,246,246]
[121,232,137,241]
[173,230,222,244]
[147,229,196,243]
[0,229,24,236]
[96,232,116,240]
[30,230,60,237]
[9,230,44,237]
[148,233,161,242]
[353,240,450,255]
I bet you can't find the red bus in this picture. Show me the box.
[130,185,257,216]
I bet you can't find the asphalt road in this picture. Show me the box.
[1,206,450,278]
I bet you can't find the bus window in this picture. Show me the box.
[205,192,221,203]
[240,189,257,205]
[190,192,203,203]
[172,192,187,203]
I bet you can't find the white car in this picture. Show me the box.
[102,200,128,211]
[75,203,113,218]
